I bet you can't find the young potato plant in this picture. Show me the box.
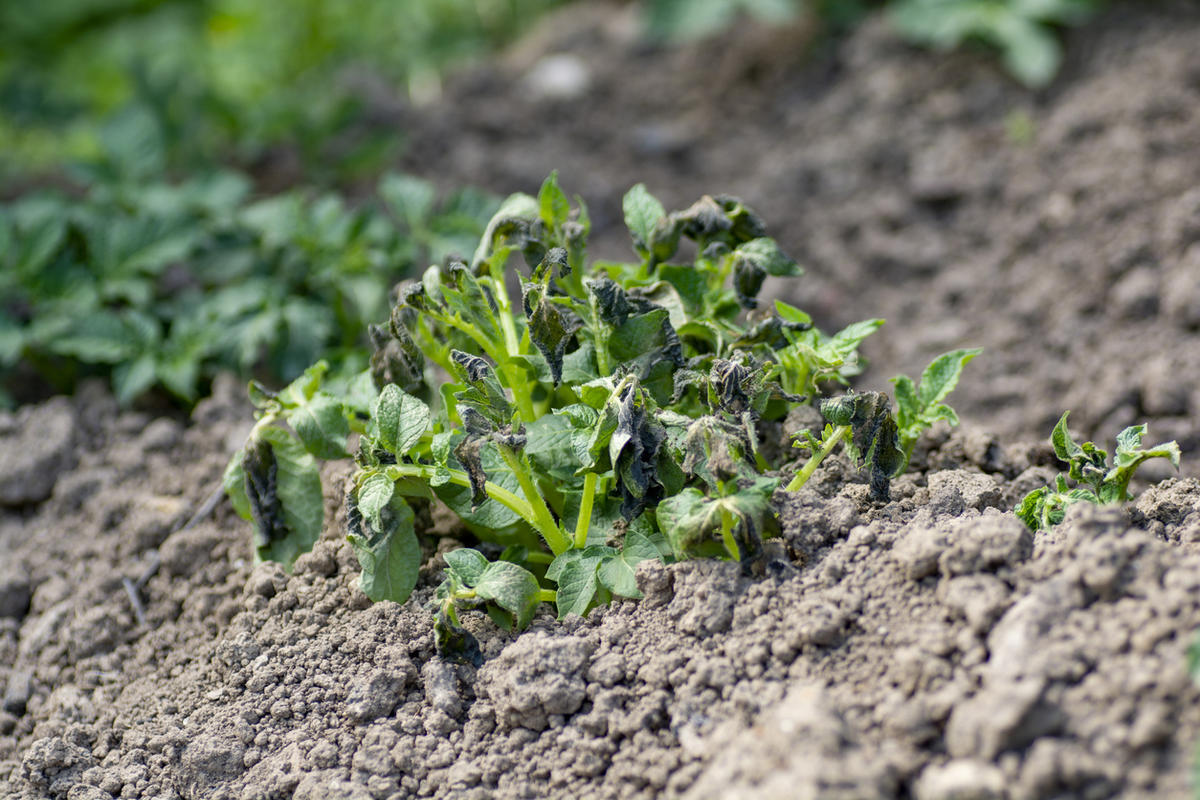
[1015,412,1181,530]
[784,348,980,500]
[226,172,970,659]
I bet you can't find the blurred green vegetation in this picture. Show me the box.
[0,0,566,182]
[643,0,1105,88]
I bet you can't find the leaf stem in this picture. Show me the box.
[384,463,535,526]
[785,424,849,492]
[719,506,740,562]
[495,443,568,555]
[538,589,558,604]
[574,472,598,549]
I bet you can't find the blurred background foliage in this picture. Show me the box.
[0,0,1106,409]
[0,0,567,183]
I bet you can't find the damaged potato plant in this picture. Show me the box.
[1016,412,1180,530]
[225,173,977,657]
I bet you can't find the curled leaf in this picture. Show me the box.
[821,392,903,502]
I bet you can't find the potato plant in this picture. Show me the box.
[225,173,978,658]
[1016,412,1181,530]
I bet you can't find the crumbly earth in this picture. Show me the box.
[4,2,1200,799]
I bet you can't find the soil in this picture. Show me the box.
[4,2,1200,799]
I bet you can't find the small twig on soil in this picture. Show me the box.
[122,577,148,627]
[181,481,227,532]
[122,480,227,623]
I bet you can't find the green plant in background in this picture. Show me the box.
[889,0,1104,87]
[0,170,497,408]
[1016,412,1181,530]
[0,0,567,179]
[640,0,1104,88]
[225,172,980,659]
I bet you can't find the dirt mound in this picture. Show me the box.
[5,3,1200,798]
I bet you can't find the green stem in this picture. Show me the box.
[719,506,740,562]
[785,424,849,492]
[384,463,536,526]
[538,589,558,604]
[496,444,568,555]
[574,472,598,549]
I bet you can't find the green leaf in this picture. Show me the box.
[554,557,600,619]
[347,493,420,604]
[223,448,252,521]
[445,548,489,585]
[774,300,812,326]
[246,426,325,568]
[474,561,542,627]
[373,383,431,456]
[623,184,667,258]
[380,173,435,226]
[916,348,981,409]
[473,192,540,269]
[278,360,329,407]
[356,472,396,533]
[291,394,351,459]
[734,238,801,276]
[538,171,571,229]
[608,308,670,364]
[1050,411,1085,463]
[598,554,640,599]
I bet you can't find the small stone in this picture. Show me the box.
[913,759,1006,800]
[0,568,32,619]
[347,670,406,723]
[3,668,34,714]
[0,397,77,505]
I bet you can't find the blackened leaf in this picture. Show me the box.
[245,426,324,568]
[454,434,488,508]
[820,392,904,502]
[373,384,431,456]
[673,195,732,242]
[732,258,766,309]
[435,607,483,666]
[445,548,489,585]
[623,184,667,258]
[523,281,576,385]
[474,561,542,628]
[370,319,425,393]
[291,393,351,460]
[450,350,512,426]
[346,492,420,604]
[242,435,287,552]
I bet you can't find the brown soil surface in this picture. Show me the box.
[4,2,1200,799]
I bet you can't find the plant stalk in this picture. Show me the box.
[496,444,568,555]
[785,424,849,492]
[574,472,598,549]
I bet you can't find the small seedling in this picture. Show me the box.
[1015,412,1181,530]
[785,348,978,500]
